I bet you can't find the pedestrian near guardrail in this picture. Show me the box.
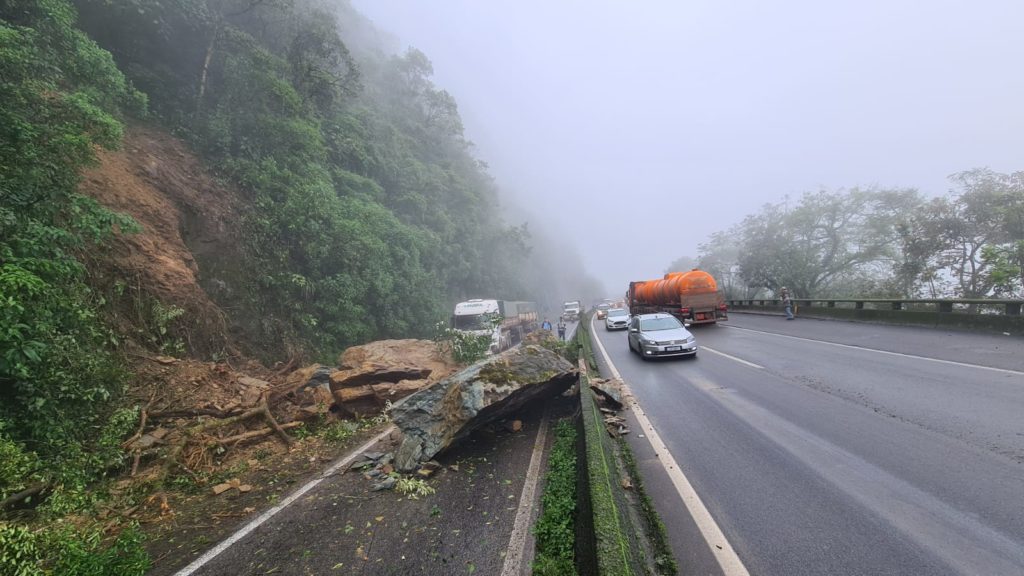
[781,287,794,320]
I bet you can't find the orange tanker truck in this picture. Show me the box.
[626,269,728,325]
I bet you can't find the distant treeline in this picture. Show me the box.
[669,171,1024,299]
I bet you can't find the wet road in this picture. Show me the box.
[592,313,1024,576]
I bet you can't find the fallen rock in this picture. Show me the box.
[238,376,270,389]
[589,378,623,409]
[391,345,577,471]
[372,477,397,491]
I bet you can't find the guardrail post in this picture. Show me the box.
[892,301,903,311]
[939,302,953,313]
[827,301,835,308]
[855,301,864,310]
[1007,303,1022,316]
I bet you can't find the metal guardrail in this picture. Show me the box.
[728,298,1023,316]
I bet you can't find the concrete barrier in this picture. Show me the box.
[729,298,1024,334]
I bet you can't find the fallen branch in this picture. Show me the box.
[209,421,302,446]
[159,398,294,485]
[1,483,50,511]
[149,407,245,420]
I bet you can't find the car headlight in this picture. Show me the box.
[686,336,695,344]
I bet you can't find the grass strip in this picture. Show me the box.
[532,418,579,575]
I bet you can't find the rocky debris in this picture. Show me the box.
[391,345,577,471]
[212,478,253,495]
[371,477,397,491]
[589,378,624,410]
[604,414,630,438]
[328,339,458,415]
[522,329,558,346]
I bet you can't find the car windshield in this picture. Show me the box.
[607,309,628,318]
[454,313,493,330]
[598,304,609,310]
[640,317,682,331]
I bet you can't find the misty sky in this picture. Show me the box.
[353,0,1024,295]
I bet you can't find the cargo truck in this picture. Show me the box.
[561,300,581,321]
[452,299,539,354]
[626,269,728,325]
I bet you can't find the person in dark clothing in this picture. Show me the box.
[557,319,566,340]
[781,287,794,320]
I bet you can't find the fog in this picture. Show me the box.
[353,0,1024,295]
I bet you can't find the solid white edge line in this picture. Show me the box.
[591,316,750,576]
[701,346,764,370]
[727,325,1024,376]
[173,425,396,576]
[500,405,550,576]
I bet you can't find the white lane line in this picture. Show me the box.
[701,346,764,370]
[500,405,550,576]
[727,325,1024,376]
[174,426,395,576]
[590,317,750,576]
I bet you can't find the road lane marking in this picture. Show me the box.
[500,405,550,576]
[727,325,1024,376]
[701,346,764,369]
[590,316,750,576]
[173,426,396,576]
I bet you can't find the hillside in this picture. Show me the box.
[0,0,602,572]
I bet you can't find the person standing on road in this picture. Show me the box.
[557,318,566,340]
[542,318,552,331]
[781,287,794,320]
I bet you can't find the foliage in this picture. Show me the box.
[394,476,435,499]
[532,418,577,576]
[679,173,1024,300]
[434,320,495,364]
[0,0,145,512]
[0,521,149,576]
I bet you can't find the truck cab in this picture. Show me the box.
[561,301,581,321]
[453,299,503,352]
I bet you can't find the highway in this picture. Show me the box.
[591,313,1024,576]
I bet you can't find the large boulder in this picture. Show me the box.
[391,345,577,471]
[329,339,458,412]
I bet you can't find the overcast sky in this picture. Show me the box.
[352,0,1024,294]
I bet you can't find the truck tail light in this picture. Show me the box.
[718,304,728,311]
[680,307,691,315]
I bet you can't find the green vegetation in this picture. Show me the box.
[1,0,601,571]
[532,418,578,576]
[675,171,1024,300]
[434,320,494,364]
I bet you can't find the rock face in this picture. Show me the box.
[328,339,458,414]
[391,345,577,471]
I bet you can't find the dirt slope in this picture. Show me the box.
[79,123,247,356]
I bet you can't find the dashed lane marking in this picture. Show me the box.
[590,316,750,576]
[726,325,1024,377]
[701,346,764,369]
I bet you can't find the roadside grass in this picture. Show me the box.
[532,418,578,576]
[577,313,679,576]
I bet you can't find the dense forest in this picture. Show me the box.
[0,0,601,570]
[668,172,1024,300]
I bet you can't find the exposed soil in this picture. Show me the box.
[79,122,248,357]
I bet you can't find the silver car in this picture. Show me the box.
[627,313,698,360]
[605,308,629,330]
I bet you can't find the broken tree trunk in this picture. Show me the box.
[391,345,577,471]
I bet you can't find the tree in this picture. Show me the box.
[736,188,916,297]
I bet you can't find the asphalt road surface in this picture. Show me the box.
[592,313,1024,576]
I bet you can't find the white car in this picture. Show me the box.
[604,308,629,330]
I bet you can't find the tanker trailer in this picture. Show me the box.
[627,269,727,325]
